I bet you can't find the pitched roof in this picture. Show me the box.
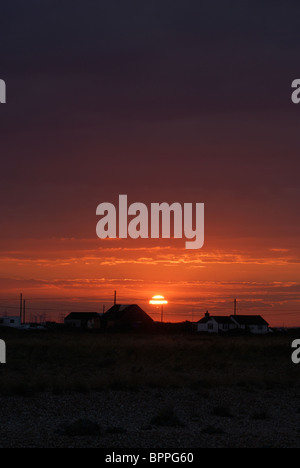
[102,304,153,323]
[212,316,234,324]
[198,315,232,324]
[198,314,269,326]
[230,315,269,326]
[64,312,100,320]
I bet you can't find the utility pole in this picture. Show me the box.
[20,293,23,323]
[23,299,26,324]
[234,298,237,316]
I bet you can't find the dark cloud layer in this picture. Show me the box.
[0,1,300,244]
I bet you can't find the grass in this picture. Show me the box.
[0,328,298,396]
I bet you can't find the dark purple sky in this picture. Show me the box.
[0,1,300,324]
[1,1,299,235]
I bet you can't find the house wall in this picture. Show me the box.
[218,322,235,333]
[64,319,82,328]
[230,318,269,334]
[249,324,269,335]
[197,318,268,334]
[197,319,219,333]
[0,316,21,328]
[87,319,100,329]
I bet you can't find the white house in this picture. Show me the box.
[197,312,236,334]
[230,315,269,334]
[0,316,21,328]
[197,312,269,334]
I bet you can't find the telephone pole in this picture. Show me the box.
[20,293,23,323]
[23,299,26,324]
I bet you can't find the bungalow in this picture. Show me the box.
[197,312,269,334]
[197,312,236,334]
[64,312,101,329]
[230,315,269,335]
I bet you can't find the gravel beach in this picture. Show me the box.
[0,385,299,448]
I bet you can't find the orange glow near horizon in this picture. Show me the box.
[0,235,299,327]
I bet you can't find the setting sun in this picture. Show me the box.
[149,295,168,305]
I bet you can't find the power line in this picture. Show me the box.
[0,304,299,315]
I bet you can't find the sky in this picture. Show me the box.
[0,1,300,326]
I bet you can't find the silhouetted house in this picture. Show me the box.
[64,312,101,329]
[230,315,269,334]
[197,312,236,334]
[197,312,269,334]
[101,304,153,330]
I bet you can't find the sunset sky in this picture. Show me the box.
[1,1,300,326]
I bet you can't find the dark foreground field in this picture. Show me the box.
[0,329,300,447]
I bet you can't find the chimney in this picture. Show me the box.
[205,310,209,318]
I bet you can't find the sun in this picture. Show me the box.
[149,295,168,322]
[149,295,168,305]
